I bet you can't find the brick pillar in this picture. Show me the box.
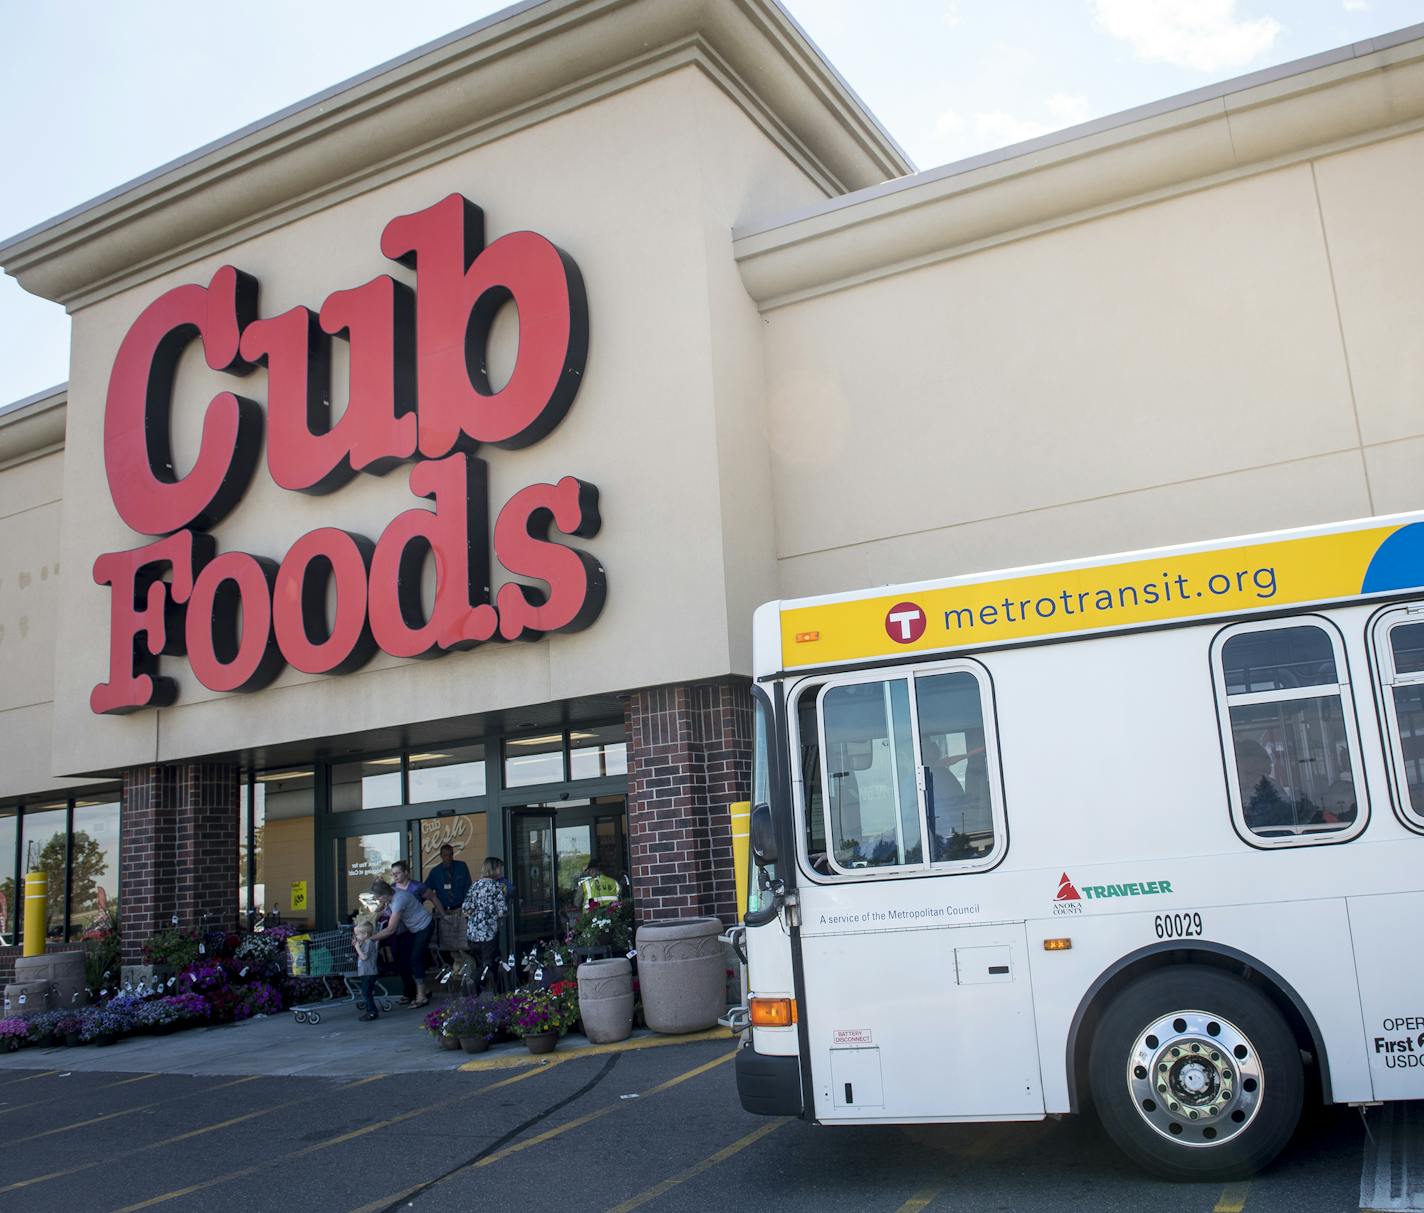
[120,762,239,965]
[625,679,752,924]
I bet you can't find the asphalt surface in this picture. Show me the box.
[0,1039,1379,1213]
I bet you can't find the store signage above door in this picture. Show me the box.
[90,194,603,715]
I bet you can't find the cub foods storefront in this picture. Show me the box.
[2,0,1424,970]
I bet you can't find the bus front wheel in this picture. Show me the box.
[1088,968,1303,1180]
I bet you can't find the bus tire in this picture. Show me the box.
[1088,968,1303,1181]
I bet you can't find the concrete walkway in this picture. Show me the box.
[0,1000,732,1078]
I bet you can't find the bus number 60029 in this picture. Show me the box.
[1154,912,1204,939]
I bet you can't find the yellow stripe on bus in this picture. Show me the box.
[782,525,1398,668]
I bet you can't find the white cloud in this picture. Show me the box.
[943,1,961,29]
[1046,93,1091,126]
[1093,0,1282,72]
[1343,0,1370,11]
[934,109,966,136]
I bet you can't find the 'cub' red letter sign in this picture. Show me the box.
[91,195,603,715]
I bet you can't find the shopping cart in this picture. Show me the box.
[290,927,393,1024]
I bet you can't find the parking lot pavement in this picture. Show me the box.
[0,1041,1388,1213]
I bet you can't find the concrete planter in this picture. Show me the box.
[635,917,726,1034]
[577,957,634,1043]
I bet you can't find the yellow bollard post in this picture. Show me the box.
[23,870,47,957]
[729,801,751,921]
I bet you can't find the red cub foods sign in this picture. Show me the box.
[92,194,603,715]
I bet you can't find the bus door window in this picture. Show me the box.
[915,670,995,862]
[796,689,829,871]
[818,679,923,871]
[1215,621,1363,842]
[1372,612,1424,824]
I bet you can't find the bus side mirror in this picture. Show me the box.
[750,803,778,866]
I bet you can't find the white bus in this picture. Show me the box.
[728,511,1424,1179]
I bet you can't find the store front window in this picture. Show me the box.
[69,798,121,940]
[243,769,315,928]
[504,734,565,787]
[331,756,403,811]
[570,725,627,780]
[410,745,486,803]
[0,793,121,944]
[22,803,70,940]
[338,832,402,920]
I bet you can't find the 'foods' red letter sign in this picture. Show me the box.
[91,195,602,715]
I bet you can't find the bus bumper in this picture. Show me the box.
[736,1040,803,1116]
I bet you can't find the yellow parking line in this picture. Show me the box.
[338,1073,387,1089]
[1214,1182,1250,1212]
[8,1102,153,1144]
[458,1027,732,1071]
[117,1065,552,1211]
[603,1118,789,1213]
[0,1069,59,1085]
[103,1072,160,1088]
[475,1050,737,1170]
[1,1074,371,1197]
[895,1185,945,1213]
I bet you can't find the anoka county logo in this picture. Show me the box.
[1054,870,1173,915]
[1053,872,1083,915]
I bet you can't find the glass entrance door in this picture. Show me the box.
[510,798,628,954]
[511,811,557,947]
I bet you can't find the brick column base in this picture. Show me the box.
[120,763,239,965]
[625,679,752,925]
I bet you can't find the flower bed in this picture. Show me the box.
[0,923,308,1054]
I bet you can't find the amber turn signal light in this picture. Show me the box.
[1043,938,1072,951]
[748,996,798,1027]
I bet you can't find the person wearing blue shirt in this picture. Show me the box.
[425,845,472,910]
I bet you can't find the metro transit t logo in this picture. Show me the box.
[885,601,927,644]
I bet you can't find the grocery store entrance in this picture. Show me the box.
[509,797,628,955]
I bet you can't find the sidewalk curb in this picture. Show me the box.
[458,1027,733,1071]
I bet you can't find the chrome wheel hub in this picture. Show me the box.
[1126,1009,1263,1148]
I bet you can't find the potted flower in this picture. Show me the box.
[508,982,579,1054]
[233,982,283,1020]
[570,901,634,960]
[80,1005,133,1046]
[161,992,207,1024]
[449,993,511,1053]
[0,1018,28,1053]
[423,1004,462,1050]
[135,998,183,1035]
[53,1011,86,1047]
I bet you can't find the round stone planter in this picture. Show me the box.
[522,1031,559,1055]
[635,917,726,1034]
[437,1033,464,1051]
[577,957,633,1044]
[459,1034,490,1054]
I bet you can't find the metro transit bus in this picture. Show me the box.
[726,511,1424,1179]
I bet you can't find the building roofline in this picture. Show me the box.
[734,22,1424,307]
[0,384,67,469]
[733,21,1424,244]
[0,0,912,311]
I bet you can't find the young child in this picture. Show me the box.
[353,922,380,1021]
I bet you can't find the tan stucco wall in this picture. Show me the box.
[0,448,87,798]
[49,66,824,778]
[761,131,1424,600]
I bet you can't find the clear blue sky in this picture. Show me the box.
[2,0,1421,405]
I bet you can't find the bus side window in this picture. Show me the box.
[916,670,995,862]
[1372,613,1424,826]
[1214,621,1363,843]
